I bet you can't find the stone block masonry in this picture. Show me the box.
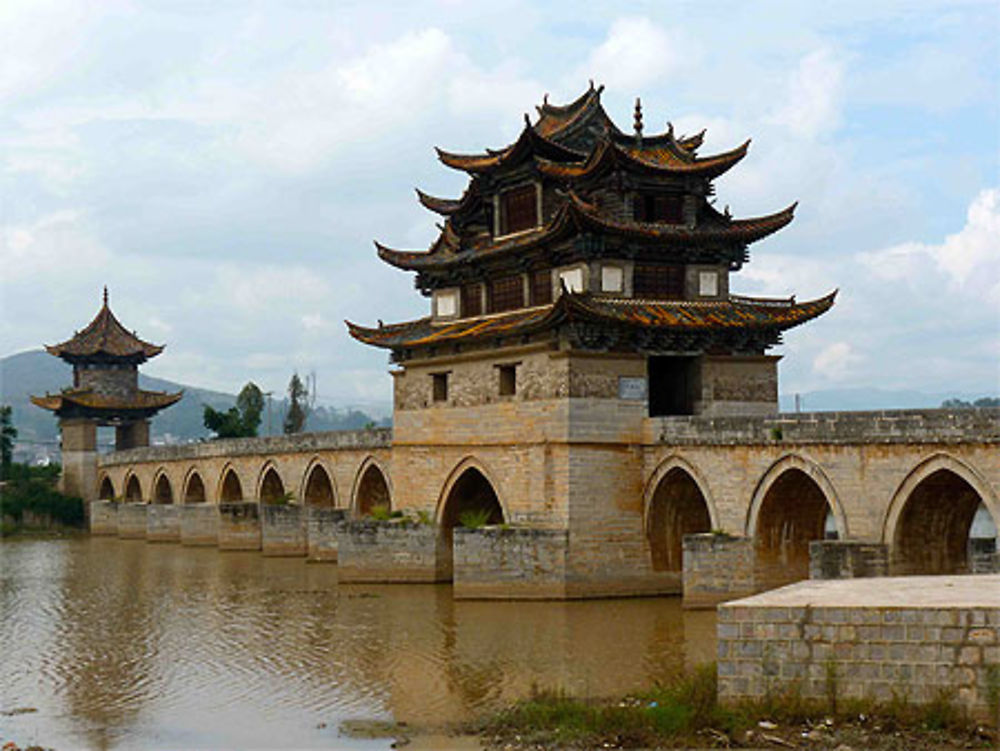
[717,575,1000,721]
[307,507,346,562]
[146,504,180,542]
[117,503,148,539]
[683,533,755,609]
[261,504,307,557]
[810,541,889,580]
[218,502,261,551]
[89,501,118,535]
[453,527,569,599]
[181,504,219,546]
[337,520,449,583]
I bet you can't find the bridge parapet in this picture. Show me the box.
[99,427,392,467]
[646,408,999,446]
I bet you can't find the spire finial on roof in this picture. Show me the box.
[633,97,643,142]
[103,286,109,307]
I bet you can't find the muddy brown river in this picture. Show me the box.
[0,537,715,750]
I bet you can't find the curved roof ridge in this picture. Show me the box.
[46,291,164,361]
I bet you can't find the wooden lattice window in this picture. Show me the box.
[488,275,524,314]
[633,194,684,224]
[633,264,685,299]
[529,269,552,306]
[461,283,482,317]
[500,184,538,235]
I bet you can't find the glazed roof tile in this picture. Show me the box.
[31,389,182,413]
[436,122,584,173]
[346,291,835,350]
[374,194,795,272]
[46,290,164,361]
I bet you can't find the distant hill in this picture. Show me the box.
[778,387,995,412]
[0,350,388,452]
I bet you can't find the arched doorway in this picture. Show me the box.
[304,464,335,507]
[646,467,712,572]
[259,467,286,504]
[438,466,504,580]
[184,472,206,504]
[753,468,832,590]
[892,469,991,575]
[355,463,390,516]
[125,475,143,503]
[99,476,115,501]
[220,469,243,502]
[154,474,173,504]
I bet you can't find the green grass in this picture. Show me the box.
[478,663,991,749]
[457,508,492,529]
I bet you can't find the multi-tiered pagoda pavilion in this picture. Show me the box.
[349,83,833,417]
[32,289,181,499]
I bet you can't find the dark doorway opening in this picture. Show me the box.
[648,356,697,416]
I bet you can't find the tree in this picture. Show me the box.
[283,373,308,434]
[203,381,265,438]
[236,382,265,435]
[1,405,17,476]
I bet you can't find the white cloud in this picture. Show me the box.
[1,210,110,282]
[767,48,844,139]
[860,188,1000,304]
[578,17,696,91]
[812,341,862,381]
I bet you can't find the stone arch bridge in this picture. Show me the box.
[92,409,999,603]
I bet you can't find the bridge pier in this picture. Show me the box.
[681,533,755,609]
[453,527,569,599]
[261,505,307,557]
[306,507,346,562]
[147,504,180,542]
[809,540,888,579]
[89,501,119,535]
[336,520,449,583]
[118,503,148,539]
[181,504,219,546]
[218,502,261,551]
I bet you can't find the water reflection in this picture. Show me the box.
[0,538,715,750]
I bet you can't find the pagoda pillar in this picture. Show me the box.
[115,420,150,451]
[59,418,98,503]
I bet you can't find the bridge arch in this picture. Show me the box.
[883,453,999,575]
[124,472,143,503]
[436,457,506,582]
[257,463,287,504]
[747,454,845,589]
[301,458,337,507]
[218,464,245,503]
[436,457,507,528]
[643,455,717,572]
[98,475,115,501]
[182,468,207,504]
[152,469,174,504]
[352,457,392,516]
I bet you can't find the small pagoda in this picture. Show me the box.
[348,83,834,417]
[32,288,181,499]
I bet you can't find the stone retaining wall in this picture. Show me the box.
[453,527,569,599]
[717,575,1000,720]
[118,503,148,539]
[146,504,180,542]
[218,502,261,551]
[261,504,307,557]
[336,520,448,582]
[181,504,219,546]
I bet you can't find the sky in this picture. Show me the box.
[2,0,998,410]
